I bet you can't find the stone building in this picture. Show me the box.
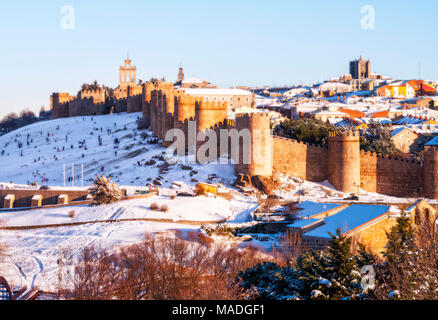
[350,55,370,80]
[181,88,255,112]
[119,58,136,89]
[177,65,184,83]
[391,126,419,154]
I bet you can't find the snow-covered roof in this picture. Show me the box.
[181,77,204,84]
[304,204,390,238]
[391,126,411,137]
[393,117,428,125]
[319,82,350,90]
[182,88,252,96]
[292,201,343,219]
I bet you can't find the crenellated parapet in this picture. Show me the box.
[273,136,329,150]
[195,100,227,133]
[360,149,422,165]
[78,89,106,104]
[51,92,75,119]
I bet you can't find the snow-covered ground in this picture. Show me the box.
[273,174,437,205]
[0,190,258,292]
[0,112,235,188]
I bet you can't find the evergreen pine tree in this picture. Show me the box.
[296,229,363,300]
[89,174,123,206]
[377,212,419,299]
[384,211,415,267]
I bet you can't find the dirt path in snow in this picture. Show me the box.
[0,217,226,231]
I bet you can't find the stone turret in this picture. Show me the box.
[150,90,159,137]
[195,99,227,133]
[161,91,176,147]
[51,92,73,119]
[328,131,361,194]
[156,90,165,140]
[235,113,273,177]
[424,146,438,199]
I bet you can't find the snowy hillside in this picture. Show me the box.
[0,193,258,292]
[0,112,235,188]
[0,112,257,293]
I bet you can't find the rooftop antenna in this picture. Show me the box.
[418,61,422,79]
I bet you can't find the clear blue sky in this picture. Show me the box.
[0,0,437,118]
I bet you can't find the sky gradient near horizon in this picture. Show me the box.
[0,0,437,118]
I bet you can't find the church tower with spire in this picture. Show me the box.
[177,64,184,83]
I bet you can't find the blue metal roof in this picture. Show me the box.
[293,201,343,219]
[425,136,438,146]
[286,218,321,229]
[304,204,390,239]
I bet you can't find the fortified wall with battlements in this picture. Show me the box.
[51,88,107,118]
[49,55,438,200]
[141,86,438,200]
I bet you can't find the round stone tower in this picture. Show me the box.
[424,146,438,199]
[141,83,154,128]
[156,90,164,140]
[173,95,196,151]
[195,100,227,133]
[328,131,361,194]
[161,91,176,147]
[150,89,158,137]
[235,113,273,177]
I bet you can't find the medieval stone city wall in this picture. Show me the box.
[52,89,106,119]
[273,137,328,182]
[423,146,438,199]
[271,130,435,199]
[52,82,438,200]
[127,85,143,113]
[360,150,423,198]
[140,86,438,200]
[51,93,75,119]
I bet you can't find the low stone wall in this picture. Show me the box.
[0,189,93,208]
[0,190,155,211]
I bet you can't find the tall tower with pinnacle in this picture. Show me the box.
[177,64,184,83]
